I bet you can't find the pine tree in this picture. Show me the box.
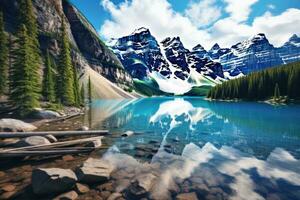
[42,51,55,102]
[0,11,8,95]
[88,76,92,103]
[58,19,75,105]
[18,0,41,93]
[10,25,40,115]
[80,83,85,105]
[274,83,280,100]
[73,66,80,106]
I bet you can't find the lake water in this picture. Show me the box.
[85,97,300,200]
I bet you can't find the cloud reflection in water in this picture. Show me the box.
[100,142,300,200]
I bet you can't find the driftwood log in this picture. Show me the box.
[0,130,109,139]
[1,136,103,152]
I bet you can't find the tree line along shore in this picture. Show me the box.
[207,61,300,102]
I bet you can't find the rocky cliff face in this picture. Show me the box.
[0,0,133,89]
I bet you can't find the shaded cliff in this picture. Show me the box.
[0,0,134,97]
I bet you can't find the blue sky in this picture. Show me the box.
[70,0,300,49]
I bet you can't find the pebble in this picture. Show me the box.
[1,184,16,192]
[97,182,114,192]
[176,192,198,200]
[0,191,17,199]
[0,171,5,178]
[107,193,122,200]
[62,155,75,162]
[75,183,90,194]
[100,191,111,199]
[54,190,78,200]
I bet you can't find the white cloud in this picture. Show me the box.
[211,8,300,47]
[223,0,259,22]
[99,0,300,50]
[185,0,222,27]
[100,0,212,49]
[252,9,300,46]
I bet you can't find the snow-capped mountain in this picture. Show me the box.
[208,43,230,60]
[277,34,300,64]
[213,33,300,74]
[109,28,229,95]
[109,28,300,95]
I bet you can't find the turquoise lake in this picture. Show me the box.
[86,97,300,200]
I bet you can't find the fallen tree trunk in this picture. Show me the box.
[1,136,103,152]
[0,130,109,139]
[0,149,93,158]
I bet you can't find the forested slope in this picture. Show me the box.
[207,61,300,101]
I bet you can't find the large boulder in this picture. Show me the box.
[75,158,113,184]
[32,108,61,119]
[16,136,51,147]
[0,119,37,132]
[32,168,77,195]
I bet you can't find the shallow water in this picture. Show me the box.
[85,97,300,200]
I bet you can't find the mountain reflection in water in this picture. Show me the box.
[85,97,300,199]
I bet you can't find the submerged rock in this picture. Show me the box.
[75,158,113,184]
[126,173,157,198]
[0,118,37,132]
[121,131,134,137]
[32,168,77,195]
[16,136,51,147]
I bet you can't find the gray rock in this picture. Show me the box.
[121,130,134,137]
[85,139,102,148]
[176,192,198,200]
[53,190,78,200]
[32,168,77,195]
[0,118,37,132]
[45,134,58,143]
[32,108,61,119]
[16,136,51,147]
[79,126,89,131]
[76,158,113,183]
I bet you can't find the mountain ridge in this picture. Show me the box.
[109,27,300,95]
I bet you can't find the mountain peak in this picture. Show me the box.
[192,44,206,52]
[131,27,150,35]
[161,37,183,48]
[250,33,268,42]
[288,34,300,42]
[210,43,221,51]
